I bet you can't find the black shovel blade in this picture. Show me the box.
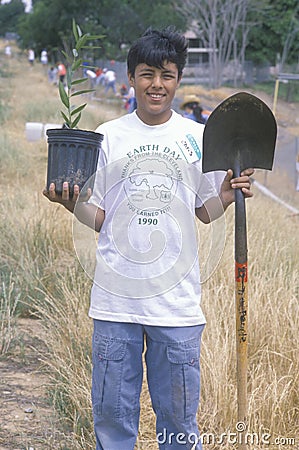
[202,92,277,173]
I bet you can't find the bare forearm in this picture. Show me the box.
[74,203,105,232]
[195,195,229,224]
[43,182,105,232]
[195,168,254,224]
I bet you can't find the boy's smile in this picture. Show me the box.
[129,62,181,126]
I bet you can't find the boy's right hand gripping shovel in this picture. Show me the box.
[202,92,277,449]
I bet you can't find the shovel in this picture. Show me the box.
[202,92,277,447]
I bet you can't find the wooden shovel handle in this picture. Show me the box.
[234,171,248,449]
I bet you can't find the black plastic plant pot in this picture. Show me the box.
[46,128,103,195]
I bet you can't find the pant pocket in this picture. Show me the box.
[92,333,127,418]
[166,342,200,420]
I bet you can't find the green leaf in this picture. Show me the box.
[60,111,71,127]
[71,89,95,97]
[58,81,69,108]
[76,35,88,51]
[71,103,87,116]
[79,64,95,70]
[71,113,81,128]
[72,58,83,72]
[72,77,88,85]
[61,50,72,64]
[66,70,72,89]
[72,19,79,42]
[86,34,105,40]
[82,46,102,50]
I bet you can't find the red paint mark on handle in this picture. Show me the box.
[235,262,248,283]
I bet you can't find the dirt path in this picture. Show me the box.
[0,319,72,450]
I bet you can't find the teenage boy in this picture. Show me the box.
[44,27,254,450]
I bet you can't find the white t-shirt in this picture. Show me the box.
[40,50,48,64]
[28,49,35,61]
[88,110,225,326]
[86,69,97,79]
[128,86,135,98]
[105,70,116,82]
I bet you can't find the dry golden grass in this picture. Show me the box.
[0,44,298,449]
[197,194,298,449]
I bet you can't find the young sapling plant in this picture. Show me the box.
[45,19,104,196]
[59,19,104,128]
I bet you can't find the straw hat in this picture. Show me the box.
[180,94,201,109]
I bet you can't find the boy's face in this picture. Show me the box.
[128,62,181,125]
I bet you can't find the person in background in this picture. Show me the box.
[57,62,67,84]
[104,68,117,95]
[95,67,105,86]
[120,83,128,97]
[120,84,131,109]
[48,66,57,84]
[125,85,137,113]
[86,69,97,90]
[5,44,12,58]
[28,48,35,66]
[40,49,48,66]
[180,94,211,124]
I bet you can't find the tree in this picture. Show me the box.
[0,0,25,37]
[94,0,187,58]
[176,0,299,86]
[16,0,187,60]
[280,5,299,70]
[246,0,299,67]
[17,0,105,59]
[176,0,252,88]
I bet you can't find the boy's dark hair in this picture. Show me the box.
[127,26,188,80]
